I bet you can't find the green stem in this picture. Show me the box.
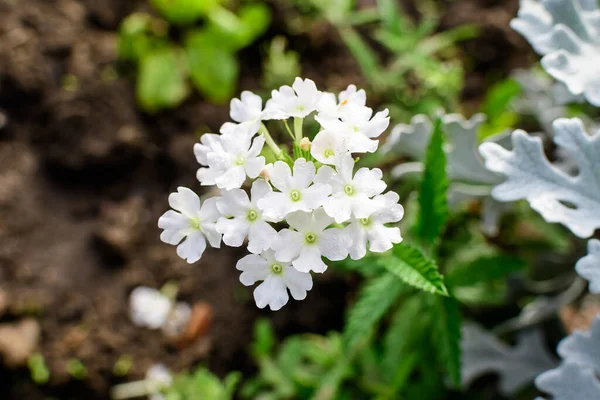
[293,117,303,144]
[283,120,295,140]
[259,123,282,157]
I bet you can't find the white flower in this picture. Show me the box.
[194,124,266,190]
[272,209,351,273]
[216,179,278,254]
[262,77,323,120]
[315,155,386,223]
[317,84,367,119]
[257,158,332,221]
[146,363,173,400]
[236,250,313,311]
[345,192,404,260]
[230,90,263,124]
[311,130,350,165]
[129,287,173,330]
[158,187,221,263]
[316,105,390,153]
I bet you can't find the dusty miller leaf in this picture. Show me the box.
[480,118,600,238]
[385,113,504,185]
[576,239,600,293]
[462,324,557,395]
[511,0,600,106]
[536,317,600,399]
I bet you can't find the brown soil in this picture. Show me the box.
[0,0,530,398]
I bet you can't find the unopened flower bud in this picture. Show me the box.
[299,137,312,152]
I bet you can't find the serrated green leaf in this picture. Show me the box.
[185,30,239,104]
[446,255,527,287]
[416,118,449,247]
[343,273,406,348]
[380,243,448,296]
[136,48,189,112]
[431,295,461,387]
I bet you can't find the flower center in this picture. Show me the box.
[290,190,302,202]
[234,156,246,166]
[190,217,201,230]
[324,149,335,158]
[359,217,371,227]
[344,184,355,196]
[271,263,283,274]
[352,125,360,133]
[246,209,258,222]
[296,105,306,112]
[305,232,317,244]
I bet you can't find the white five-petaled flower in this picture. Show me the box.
[194,124,266,190]
[317,84,367,119]
[229,90,263,130]
[236,250,313,311]
[257,158,332,221]
[129,287,173,330]
[272,209,351,273]
[315,155,386,223]
[262,77,323,120]
[158,187,221,263]
[216,179,278,254]
[345,192,404,260]
[316,105,389,153]
[311,130,350,165]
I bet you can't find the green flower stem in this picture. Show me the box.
[294,117,303,144]
[259,123,282,158]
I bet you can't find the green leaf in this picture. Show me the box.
[136,48,189,112]
[251,319,276,358]
[118,13,167,62]
[380,242,448,296]
[431,295,461,387]
[343,273,406,348]
[204,3,271,52]
[185,30,239,104]
[149,0,219,25]
[416,118,449,247]
[446,255,527,287]
[479,78,522,139]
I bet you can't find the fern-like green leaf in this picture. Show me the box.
[343,273,406,348]
[416,118,449,247]
[431,295,462,387]
[380,242,448,296]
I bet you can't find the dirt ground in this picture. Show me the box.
[0,0,530,398]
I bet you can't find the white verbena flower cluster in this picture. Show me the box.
[158,78,404,311]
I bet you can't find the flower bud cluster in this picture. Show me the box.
[159,78,404,310]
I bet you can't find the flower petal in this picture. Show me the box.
[282,266,313,300]
[168,187,201,218]
[247,220,278,254]
[216,189,250,217]
[272,229,304,262]
[254,275,289,311]
[236,254,270,286]
[176,230,207,263]
[319,227,350,261]
[292,158,316,189]
[293,245,328,273]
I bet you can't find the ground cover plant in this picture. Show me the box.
[1,0,600,399]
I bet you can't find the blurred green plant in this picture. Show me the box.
[67,358,88,380]
[285,0,477,119]
[27,353,50,385]
[262,36,302,92]
[118,0,271,112]
[163,367,240,400]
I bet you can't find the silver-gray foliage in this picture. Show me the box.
[461,324,557,395]
[575,239,600,293]
[536,317,600,399]
[479,118,600,239]
[511,0,600,106]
